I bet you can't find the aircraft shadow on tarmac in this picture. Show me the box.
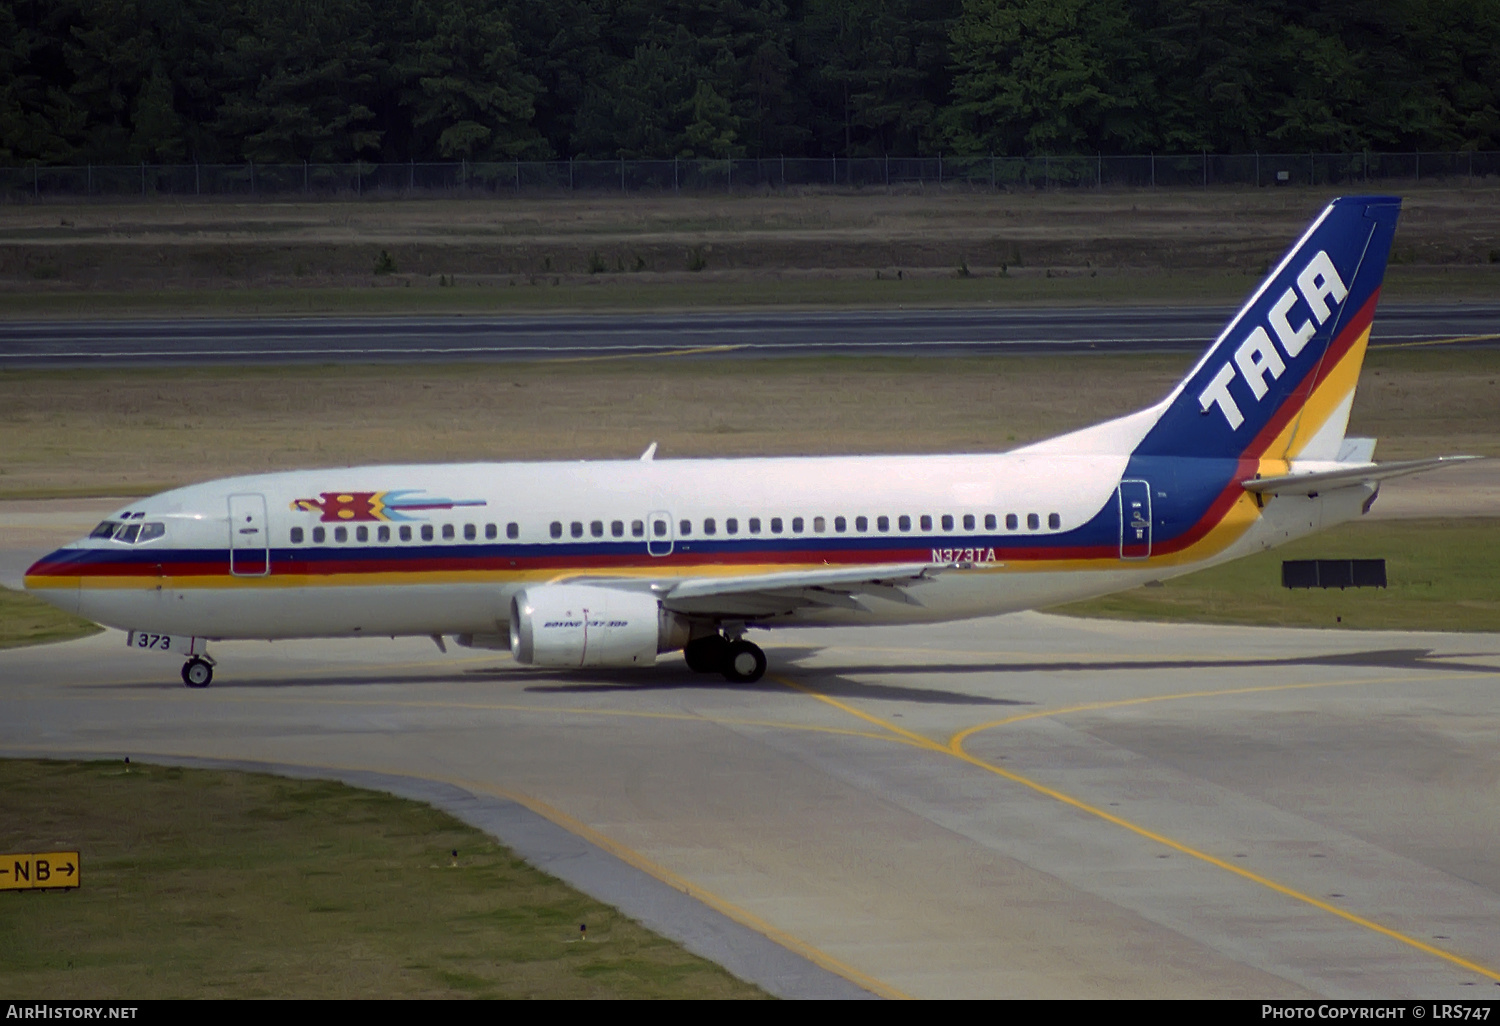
[81,645,1497,696]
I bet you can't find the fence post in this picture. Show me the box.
[620,157,625,192]
[1415,149,1420,182]
[569,157,573,191]
[32,162,37,198]
[885,153,889,187]
[194,162,199,196]
[673,157,678,193]
[780,154,785,188]
[515,160,520,193]
[250,160,255,196]
[88,164,92,195]
[1309,152,1314,185]
[304,160,309,194]
[1043,154,1049,190]
[1255,151,1259,187]
[727,156,732,194]
[1202,150,1207,188]
[938,152,942,185]
[1097,152,1102,189]
[1150,153,1155,188]
[990,154,995,190]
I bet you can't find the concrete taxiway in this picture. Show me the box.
[1,303,1496,366]
[4,606,1500,997]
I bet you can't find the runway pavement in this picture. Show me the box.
[1,303,1497,366]
[3,613,1499,998]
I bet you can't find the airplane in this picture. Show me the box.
[23,194,1477,689]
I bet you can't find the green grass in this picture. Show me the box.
[0,759,767,999]
[0,585,101,649]
[1055,518,1500,632]
[0,265,1493,318]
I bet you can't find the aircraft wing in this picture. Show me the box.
[1241,455,1483,496]
[562,562,956,618]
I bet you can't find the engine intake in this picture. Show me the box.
[510,584,689,668]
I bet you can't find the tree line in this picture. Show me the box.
[3,0,1496,166]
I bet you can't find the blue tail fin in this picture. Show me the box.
[1133,195,1401,462]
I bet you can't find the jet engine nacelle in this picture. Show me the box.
[509,584,690,668]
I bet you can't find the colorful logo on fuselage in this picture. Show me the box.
[290,490,486,523]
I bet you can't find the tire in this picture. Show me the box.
[181,658,213,688]
[721,640,766,684]
[683,635,729,673]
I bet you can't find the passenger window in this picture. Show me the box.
[138,522,165,542]
[726,518,738,535]
[985,514,996,530]
[485,523,497,539]
[400,525,412,541]
[1006,514,1018,530]
[611,520,624,537]
[834,516,846,533]
[898,515,911,531]
[356,525,368,542]
[591,520,604,538]
[632,520,645,537]
[378,525,390,542]
[679,519,692,535]
[941,514,954,531]
[1048,513,1061,530]
[855,516,868,532]
[813,517,826,533]
[791,517,803,533]
[421,524,434,541]
[877,515,889,532]
[550,521,562,539]
[290,527,304,544]
[443,524,455,540]
[653,519,668,537]
[749,518,761,534]
[703,518,716,535]
[571,522,584,538]
[1027,513,1040,530]
[771,517,783,533]
[464,523,476,540]
[313,527,326,543]
[335,526,348,543]
[963,514,975,530]
[508,523,519,539]
[920,515,932,531]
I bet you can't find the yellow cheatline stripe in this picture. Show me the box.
[1281,325,1370,460]
[1371,333,1500,350]
[451,776,911,1000]
[775,671,1500,985]
[545,344,743,364]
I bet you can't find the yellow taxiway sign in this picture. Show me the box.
[1,851,80,890]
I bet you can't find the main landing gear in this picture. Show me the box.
[181,656,215,688]
[683,633,767,683]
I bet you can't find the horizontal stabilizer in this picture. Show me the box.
[1242,455,1482,496]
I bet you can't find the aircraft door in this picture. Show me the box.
[1117,480,1152,560]
[647,510,674,557]
[228,493,270,576]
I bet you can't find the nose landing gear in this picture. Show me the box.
[682,633,766,683]
[181,656,215,688]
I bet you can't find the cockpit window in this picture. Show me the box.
[90,521,116,539]
[109,521,164,544]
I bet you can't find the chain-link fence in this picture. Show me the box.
[2,152,1497,200]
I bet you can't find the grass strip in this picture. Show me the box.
[1054,518,1500,632]
[1,265,1493,319]
[0,585,101,649]
[0,758,766,999]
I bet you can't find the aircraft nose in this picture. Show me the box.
[23,548,84,616]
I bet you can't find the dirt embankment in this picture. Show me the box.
[0,187,1495,292]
